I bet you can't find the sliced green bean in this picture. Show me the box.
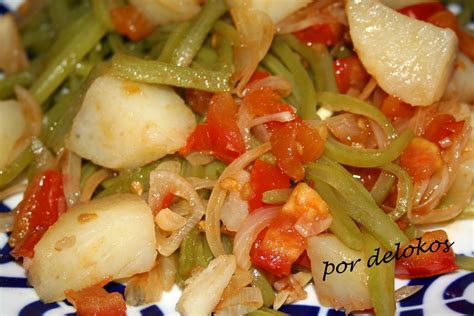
[317,92,396,139]
[380,163,414,220]
[248,308,289,316]
[30,13,106,106]
[212,20,239,45]
[261,54,300,107]
[216,36,234,73]
[306,158,408,251]
[371,171,396,205]
[455,255,474,271]
[312,44,339,93]
[363,230,396,316]
[92,0,114,30]
[324,129,414,168]
[271,40,317,120]
[48,0,69,31]
[196,232,214,268]
[0,147,35,190]
[171,0,227,67]
[262,189,292,205]
[251,267,275,307]
[80,162,100,190]
[178,227,201,280]
[194,45,219,69]
[158,21,192,63]
[110,54,231,92]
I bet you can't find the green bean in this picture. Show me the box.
[371,171,396,205]
[110,54,231,92]
[262,189,292,205]
[194,45,219,69]
[203,160,226,179]
[178,227,201,280]
[271,40,317,120]
[181,160,206,178]
[261,54,300,107]
[30,13,106,106]
[48,0,69,31]
[363,230,396,316]
[458,202,474,219]
[311,44,339,93]
[250,267,275,307]
[170,0,227,67]
[380,163,414,220]
[80,162,100,190]
[403,224,419,240]
[248,308,289,316]
[0,147,35,190]
[92,0,114,30]
[324,129,414,168]
[455,255,474,271]
[306,158,408,251]
[21,24,55,56]
[196,233,214,267]
[212,20,240,45]
[158,21,192,63]
[312,180,364,250]
[216,36,234,73]
[317,92,396,139]
[107,34,129,55]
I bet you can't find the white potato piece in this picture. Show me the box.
[307,233,371,313]
[380,0,437,9]
[0,100,25,169]
[28,194,157,303]
[129,0,201,26]
[226,0,312,23]
[444,53,474,104]
[66,75,196,169]
[347,0,458,106]
[177,255,236,316]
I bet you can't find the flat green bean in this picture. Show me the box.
[455,255,474,271]
[250,267,275,307]
[371,171,396,205]
[158,21,192,63]
[212,20,239,45]
[171,0,227,67]
[0,147,34,190]
[48,0,69,31]
[261,54,300,107]
[380,163,414,220]
[110,54,231,92]
[248,308,289,316]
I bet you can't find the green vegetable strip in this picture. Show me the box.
[262,189,292,205]
[216,36,234,73]
[455,255,474,271]
[158,21,192,63]
[0,148,35,190]
[203,160,226,179]
[261,54,300,108]
[92,0,114,30]
[380,163,414,220]
[30,13,106,106]
[110,54,231,92]
[317,92,397,139]
[80,162,99,190]
[0,57,45,100]
[21,24,55,56]
[363,230,396,316]
[178,227,201,280]
[311,180,364,250]
[170,0,227,67]
[271,40,317,120]
[282,35,338,93]
[212,20,240,45]
[312,44,339,93]
[371,171,396,205]
[196,232,214,268]
[250,268,275,307]
[194,45,219,69]
[306,159,408,251]
[324,129,414,168]
[48,0,69,31]
[247,308,289,316]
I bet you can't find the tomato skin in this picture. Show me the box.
[243,87,293,117]
[395,230,457,279]
[423,114,465,149]
[294,23,343,46]
[181,93,245,163]
[65,281,126,316]
[333,56,370,93]
[399,137,443,182]
[398,2,444,21]
[380,95,415,122]
[11,170,67,259]
[250,214,306,277]
[110,5,154,41]
[185,89,213,115]
[248,160,291,212]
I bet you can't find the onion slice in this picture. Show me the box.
[80,168,113,202]
[62,150,82,208]
[0,14,28,75]
[206,142,272,257]
[149,170,206,256]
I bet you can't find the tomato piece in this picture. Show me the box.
[248,160,291,212]
[65,281,126,316]
[294,23,343,46]
[399,137,443,182]
[423,114,465,149]
[380,95,415,122]
[427,10,474,61]
[295,251,312,269]
[243,87,294,117]
[11,170,67,259]
[398,2,444,21]
[185,89,213,115]
[181,93,245,163]
[250,214,306,277]
[270,121,325,181]
[395,230,458,279]
[248,70,270,84]
[110,5,154,41]
[333,56,370,93]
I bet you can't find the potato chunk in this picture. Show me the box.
[28,194,157,303]
[0,100,25,169]
[129,0,201,26]
[66,75,196,169]
[347,0,457,106]
[227,0,312,23]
